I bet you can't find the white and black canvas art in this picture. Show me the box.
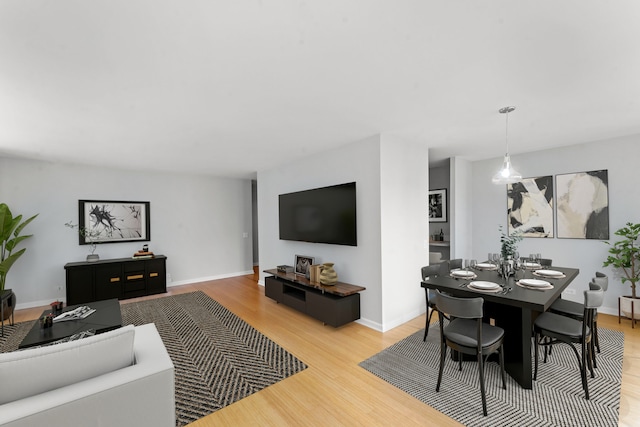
[556,170,609,239]
[79,200,150,244]
[507,175,554,238]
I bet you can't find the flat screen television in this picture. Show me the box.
[279,182,357,246]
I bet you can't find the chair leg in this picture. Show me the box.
[587,339,595,379]
[436,341,446,392]
[594,320,600,353]
[590,334,598,370]
[499,345,507,390]
[478,351,488,416]
[534,332,540,381]
[580,341,590,400]
[423,308,436,341]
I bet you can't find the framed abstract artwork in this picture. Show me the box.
[555,170,609,239]
[428,189,447,223]
[78,200,151,244]
[507,175,554,238]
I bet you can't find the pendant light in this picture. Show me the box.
[492,106,522,184]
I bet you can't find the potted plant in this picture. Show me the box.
[0,203,38,321]
[499,225,522,260]
[603,222,640,320]
[65,221,101,262]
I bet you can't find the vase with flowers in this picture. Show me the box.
[499,225,522,276]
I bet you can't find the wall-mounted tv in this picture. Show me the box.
[279,182,357,246]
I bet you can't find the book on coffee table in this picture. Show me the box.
[53,305,96,322]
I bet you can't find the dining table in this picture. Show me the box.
[421,263,579,389]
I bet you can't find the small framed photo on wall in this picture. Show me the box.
[428,189,447,223]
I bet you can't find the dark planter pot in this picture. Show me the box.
[1,289,16,322]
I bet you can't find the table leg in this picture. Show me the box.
[486,302,534,389]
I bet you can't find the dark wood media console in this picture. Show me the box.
[263,269,365,327]
[65,256,167,305]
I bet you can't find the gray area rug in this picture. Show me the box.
[0,291,308,426]
[359,323,622,427]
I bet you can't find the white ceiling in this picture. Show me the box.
[2,1,639,179]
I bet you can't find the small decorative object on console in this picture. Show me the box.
[309,264,322,283]
[277,265,294,273]
[295,255,314,276]
[133,244,154,259]
[319,262,338,285]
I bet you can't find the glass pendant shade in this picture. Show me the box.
[492,105,521,185]
[492,154,522,184]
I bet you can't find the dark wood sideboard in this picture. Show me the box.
[65,256,167,305]
[263,268,365,327]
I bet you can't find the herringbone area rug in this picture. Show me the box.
[360,323,623,427]
[0,291,308,426]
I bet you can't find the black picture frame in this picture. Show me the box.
[428,189,447,223]
[78,200,151,245]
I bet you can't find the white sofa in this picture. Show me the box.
[0,323,175,427]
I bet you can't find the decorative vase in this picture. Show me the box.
[319,263,338,286]
[86,253,99,262]
[620,296,640,320]
[499,256,514,277]
[1,289,15,323]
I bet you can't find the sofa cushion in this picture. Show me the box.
[0,324,135,405]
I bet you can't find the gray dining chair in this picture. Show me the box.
[448,258,463,271]
[421,264,442,341]
[533,283,603,400]
[549,272,608,365]
[434,290,506,416]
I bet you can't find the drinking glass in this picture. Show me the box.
[470,259,477,270]
[536,253,542,265]
[464,259,470,271]
[490,253,497,266]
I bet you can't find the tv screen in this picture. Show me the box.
[279,182,357,246]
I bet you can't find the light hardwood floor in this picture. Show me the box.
[13,269,640,426]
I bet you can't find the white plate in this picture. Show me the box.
[519,278,550,288]
[524,262,541,268]
[469,281,500,290]
[451,270,475,278]
[535,269,563,277]
[476,263,495,269]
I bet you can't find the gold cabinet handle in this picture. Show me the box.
[127,274,144,280]
[149,272,159,278]
[110,277,121,283]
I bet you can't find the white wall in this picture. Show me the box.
[471,135,640,316]
[0,157,254,309]
[380,135,429,329]
[257,135,428,331]
[451,156,473,260]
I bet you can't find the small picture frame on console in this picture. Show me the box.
[295,255,314,276]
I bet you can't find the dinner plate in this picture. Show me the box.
[535,269,563,277]
[519,278,551,288]
[523,262,542,269]
[451,270,475,278]
[469,281,500,290]
[475,263,496,269]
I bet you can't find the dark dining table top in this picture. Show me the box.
[421,265,580,312]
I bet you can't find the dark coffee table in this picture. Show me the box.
[19,299,123,349]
